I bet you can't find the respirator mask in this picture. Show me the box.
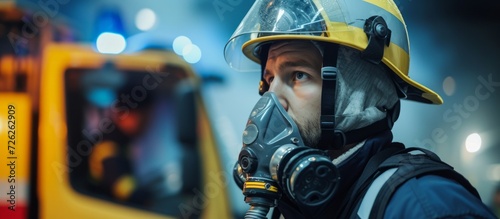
[233,92,340,218]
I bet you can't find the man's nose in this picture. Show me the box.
[268,81,288,111]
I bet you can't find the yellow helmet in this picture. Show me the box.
[224,0,443,104]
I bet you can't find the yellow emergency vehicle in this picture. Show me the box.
[0,2,232,219]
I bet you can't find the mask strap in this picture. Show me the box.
[258,43,270,95]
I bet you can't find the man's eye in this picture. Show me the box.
[294,72,308,81]
[267,76,274,84]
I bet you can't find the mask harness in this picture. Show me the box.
[234,14,399,218]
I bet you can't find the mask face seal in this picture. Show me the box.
[233,92,340,218]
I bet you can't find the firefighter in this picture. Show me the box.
[225,0,497,218]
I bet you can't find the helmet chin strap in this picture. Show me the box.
[317,42,399,150]
[317,16,395,150]
[317,43,342,149]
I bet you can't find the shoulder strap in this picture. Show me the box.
[271,206,282,219]
[336,142,405,218]
[368,147,481,219]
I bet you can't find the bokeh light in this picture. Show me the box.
[465,133,482,153]
[173,36,192,55]
[443,76,456,96]
[96,32,127,54]
[135,8,156,31]
[182,44,202,64]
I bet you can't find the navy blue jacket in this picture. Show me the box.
[384,174,495,218]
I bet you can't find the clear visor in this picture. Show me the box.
[224,0,339,72]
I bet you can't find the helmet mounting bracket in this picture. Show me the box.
[362,16,392,64]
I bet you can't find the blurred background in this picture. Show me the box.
[1,0,500,218]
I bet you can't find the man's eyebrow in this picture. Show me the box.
[278,60,315,72]
[263,59,317,78]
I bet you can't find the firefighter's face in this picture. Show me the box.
[263,40,323,147]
